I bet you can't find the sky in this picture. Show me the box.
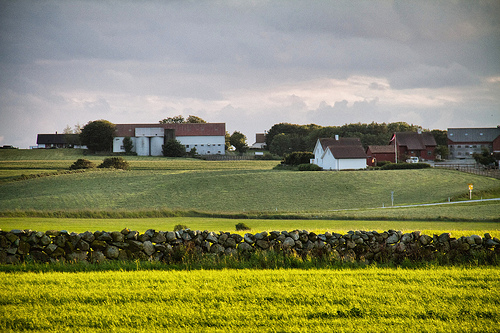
[1,0,499,149]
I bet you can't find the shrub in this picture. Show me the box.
[298,163,322,171]
[98,157,129,170]
[163,139,186,157]
[174,224,188,231]
[69,159,96,170]
[235,222,251,231]
[282,151,314,166]
[187,147,199,158]
[375,160,391,167]
[380,162,431,170]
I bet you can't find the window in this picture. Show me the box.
[186,145,189,148]
[207,151,210,154]
[427,151,432,156]
[457,145,461,148]
[458,152,462,156]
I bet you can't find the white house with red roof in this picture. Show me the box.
[113,123,226,156]
[311,136,367,170]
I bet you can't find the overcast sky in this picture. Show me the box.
[1,0,499,148]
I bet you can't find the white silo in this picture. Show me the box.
[150,136,164,156]
[136,136,150,156]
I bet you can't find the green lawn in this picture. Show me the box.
[1,267,498,332]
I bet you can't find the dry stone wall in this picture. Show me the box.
[0,228,499,265]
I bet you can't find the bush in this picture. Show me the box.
[174,224,188,231]
[298,163,322,171]
[69,159,96,170]
[380,162,431,170]
[283,151,314,165]
[163,139,186,157]
[235,222,251,231]
[98,157,129,170]
[375,160,392,167]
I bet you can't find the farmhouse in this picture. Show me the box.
[311,136,367,170]
[113,123,226,156]
[390,131,437,162]
[447,127,500,159]
[36,133,85,149]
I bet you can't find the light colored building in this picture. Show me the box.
[113,123,226,156]
[311,136,367,170]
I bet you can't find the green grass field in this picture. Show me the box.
[0,217,498,238]
[1,267,498,332]
[1,153,499,214]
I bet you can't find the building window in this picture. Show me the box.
[186,145,189,148]
[457,152,461,156]
[457,145,461,148]
[207,151,210,154]
[427,151,432,156]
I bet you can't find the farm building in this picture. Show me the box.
[36,134,85,149]
[447,127,500,159]
[366,145,395,166]
[390,131,437,162]
[113,123,226,156]
[311,136,367,170]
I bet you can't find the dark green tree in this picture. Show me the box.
[434,145,449,159]
[473,148,495,167]
[230,131,248,154]
[186,115,207,123]
[159,115,185,124]
[123,137,134,154]
[225,131,231,150]
[162,139,186,157]
[431,129,448,146]
[80,120,115,152]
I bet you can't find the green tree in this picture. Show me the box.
[434,145,449,159]
[159,115,185,124]
[186,115,207,123]
[159,115,207,124]
[431,129,448,146]
[230,131,248,154]
[269,133,306,156]
[123,137,134,154]
[225,131,231,150]
[473,148,495,167]
[80,120,116,152]
[162,139,186,157]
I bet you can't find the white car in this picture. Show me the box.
[406,156,419,163]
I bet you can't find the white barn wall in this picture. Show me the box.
[113,135,225,156]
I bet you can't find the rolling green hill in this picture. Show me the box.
[1,150,499,216]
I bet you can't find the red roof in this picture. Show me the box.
[367,145,395,154]
[327,145,367,159]
[394,132,436,149]
[115,123,225,137]
[319,137,361,150]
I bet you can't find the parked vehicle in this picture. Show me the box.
[406,156,419,163]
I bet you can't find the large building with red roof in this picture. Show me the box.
[113,123,226,156]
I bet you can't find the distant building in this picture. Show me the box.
[113,123,226,156]
[447,127,500,159]
[390,131,437,162]
[36,134,84,149]
[311,136,367,170]
[250,133,266,149]
[366,145,395,166]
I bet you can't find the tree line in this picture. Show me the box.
[265,122,448,156]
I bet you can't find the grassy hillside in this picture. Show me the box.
[1,149,499,218]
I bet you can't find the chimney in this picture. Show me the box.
[335,135,339,140]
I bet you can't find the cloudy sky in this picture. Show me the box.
[1,0,499,148]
